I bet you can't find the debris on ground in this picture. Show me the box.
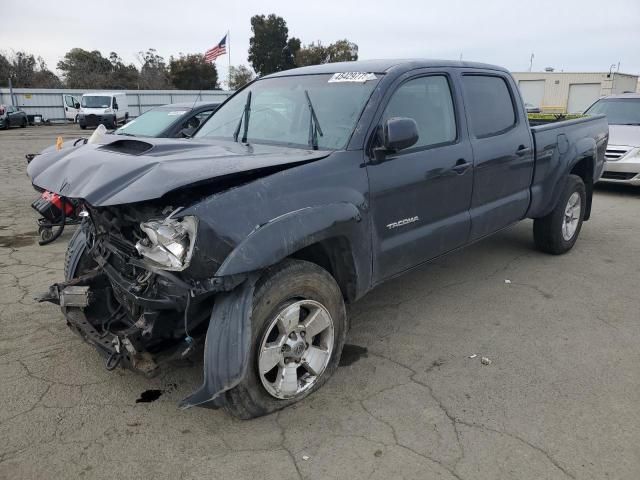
[469,354,477,359]
[302,455,310,461]
[481,357,492,365]
[504,279,512,284]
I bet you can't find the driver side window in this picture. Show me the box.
[382,75,457,149]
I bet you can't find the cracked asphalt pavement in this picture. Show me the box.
[1,125,639,479]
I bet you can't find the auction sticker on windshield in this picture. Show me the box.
[328,72,377,83]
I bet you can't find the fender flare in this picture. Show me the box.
[215,202,362,277]
[533,137,597,219]
[180,274,258,409]
[64,224,89,281]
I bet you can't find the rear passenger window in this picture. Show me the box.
[462,75,516,138]
[382,75,456,149]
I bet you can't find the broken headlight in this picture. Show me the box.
[135,215,198,271]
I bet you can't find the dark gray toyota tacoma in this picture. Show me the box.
[29,60,608,418]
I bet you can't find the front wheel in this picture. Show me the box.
[534,174,586,254]
[224,259,347,419]
[20,118,27,128]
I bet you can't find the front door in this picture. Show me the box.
[63,95,79,122]
[367,73,474,281]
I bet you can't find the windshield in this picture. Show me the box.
[81,96,112,108]
[195,73,380,149]
[115,109,188,137]
[585,98,640,125]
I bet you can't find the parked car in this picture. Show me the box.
[584,93,640,186]
[115,101,220,138]
[78,92,129,129]
[525,102,541,113]
[26,101,222,177]
[30,60,608,419]
[0,105,28,129]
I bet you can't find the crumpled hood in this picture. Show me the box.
[608,124,640,147]
[29,137,328,206]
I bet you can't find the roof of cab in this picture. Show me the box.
[264,59,509,78]
[82,92,126,96]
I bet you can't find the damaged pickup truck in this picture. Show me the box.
[29,60,608,418]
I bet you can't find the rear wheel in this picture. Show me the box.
[224,259,347,419]
[534,174,586,254]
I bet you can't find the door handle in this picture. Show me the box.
[451,159,471,174]
[516,145,532,156]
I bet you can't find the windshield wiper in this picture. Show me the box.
[233,91,252,143]
[304,90,324,150]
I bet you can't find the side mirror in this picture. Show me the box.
[373,117,419,162]
[113,103,119,111]
[74,102,80,109]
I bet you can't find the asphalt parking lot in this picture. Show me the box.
[1,124,639,480]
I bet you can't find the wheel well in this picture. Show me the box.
[570,156,594,220]
[290,237,357,302]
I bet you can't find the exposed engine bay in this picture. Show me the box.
[39,202,229,377]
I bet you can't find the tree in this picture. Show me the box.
[11,52,37,86]
[32,57,63,88]
[0,54,10,86]
[57,48,112,88]
[0,51,62,87]
[296,39,358,67]
[137,48,171,89]
[326,39,358,63]
[108,52,139,89]
[248,14,299,76]
[169,54,218,90]
[228,65,255,90]
[295,42,328,67]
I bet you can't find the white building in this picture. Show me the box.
[512,71,638,114]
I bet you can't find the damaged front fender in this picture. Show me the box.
[179,274,258,409]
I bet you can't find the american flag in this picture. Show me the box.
[204,35,227,63]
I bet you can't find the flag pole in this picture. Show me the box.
[227,30,231,90]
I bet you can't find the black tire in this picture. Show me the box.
[224,259,347,419]
[79,123,87,130]
[534,174,586,255]
[3,118,9,129]
[20,118,27,128]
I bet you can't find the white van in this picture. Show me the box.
[78,92,129,130]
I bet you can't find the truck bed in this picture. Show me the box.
[527,114,608,219]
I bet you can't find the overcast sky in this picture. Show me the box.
[2,0,639,87]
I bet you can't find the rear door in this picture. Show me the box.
[367,70,474,281]
[459,71,534,240]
